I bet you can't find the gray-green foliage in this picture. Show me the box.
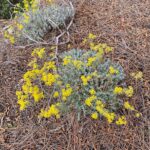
[17,4,74,43]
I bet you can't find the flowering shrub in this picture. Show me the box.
[16,34,141,125]
[4,0,74,44]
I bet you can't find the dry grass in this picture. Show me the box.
[0,0,150,149]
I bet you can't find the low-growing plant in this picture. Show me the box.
[4,0,74,44]
[16,34,141,125]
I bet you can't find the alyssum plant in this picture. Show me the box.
[16,34,141,125]
[4,0,74,44]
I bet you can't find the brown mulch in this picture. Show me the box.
[0,0,150,149]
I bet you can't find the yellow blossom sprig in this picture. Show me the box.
[109,66,119,75]
[62,85,73,101]
[39,103,60,119]
[116,116,127,125]
[124,101,135,111]
[130,71,143,80]
[113,86,134,97]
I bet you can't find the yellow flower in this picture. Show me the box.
[88,33,96,39]
[130,71,143,80]
[9,35,15,44]
[17,99,29,111]
[96,106,105,115]
[87,57,96,66]
[53,91,59,98]
[124,101,135,111]
[90,42,95,49]
[31,0,39,12]
[22,83,31,94]
[41,73,57,86]
[124,86,134,97]
[82,38,87,44]
[39,103,60,118]
[23,13,30,23]
[90,44,99,51]
[73,60,83,69]
[16,23,24,30]
[135,112,141,118]
[28,59,38,69]
[42,61,56,71]
[91,112,98,119]
[16,91,23,99]
[24,0,30,11]
[105,46,113,53]
[23,70,37,80]
[89,89,96,95]
[31,85,44,102]
[63,56,72,65]
[116,116,127,125]
[62,87,72,101]
[109,66,119,74]
[81,75,91,86]
[95,100,105,108]
[113,86,123,94]
[85,95,97,106]
[105,112,116,123]
[32,48,45,59]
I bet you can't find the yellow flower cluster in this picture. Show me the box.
[62,85,73,101]
[116,116,127,125]
[28,58,38,69]
[39,103,60,118]
[4,30,15,44]
[41,73,58,86]
[16,49,61,111]
[22,0,39,12]
[63,56,72,65]
[82,33,113,55]
[113,86,123,94]
[32,85,45,102]
[124,86,134,97]
[89,89,96,95]
[82,33,96,44]
[16,91,29,111]
[91,112,98,119]
[87,56,97,66]
[95,101,116,123]
[124,101,135,111]
[63,56,84,70]
[72,60,83,69]
[22,13,30,24]
[32,48,46,59]
[113,86,134,97]
[85,95,97,107]
[109,66,119,74]
[30,0,39,12]
[16,23,24,31]
[88,33,97,39]
[81,71,98,86]
[81,75,92,86]
[22,73,45,103]
[53,91,59,98]
[130,71,143,80]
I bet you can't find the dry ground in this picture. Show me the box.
[0,0,150,149]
